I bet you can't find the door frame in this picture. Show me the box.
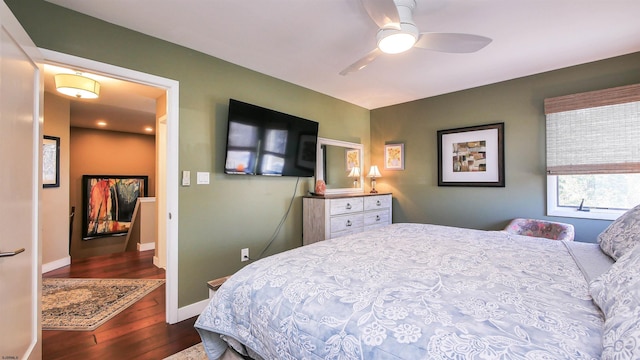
[40,49,181,323]
[1,1,44,356]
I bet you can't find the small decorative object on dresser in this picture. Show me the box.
[314,179,326,195]
[302,193,392,245]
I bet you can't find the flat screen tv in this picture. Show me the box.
[224,99,319,177]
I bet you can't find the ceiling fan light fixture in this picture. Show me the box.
[377,23,418,54]
[55,73,100,99]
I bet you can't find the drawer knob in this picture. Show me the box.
[346,220,352,227]
[376,215,381,221]
[376,200,381,206]
[346,203,352,210]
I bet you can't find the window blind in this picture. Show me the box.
[544,84,640,175]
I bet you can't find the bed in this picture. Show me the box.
[195,206,640,359]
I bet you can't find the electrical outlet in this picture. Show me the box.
[241,248,249,262]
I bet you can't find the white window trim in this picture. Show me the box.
[547,175,623,220]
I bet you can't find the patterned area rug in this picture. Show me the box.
[163,343,207,360]
[42,278,165,331]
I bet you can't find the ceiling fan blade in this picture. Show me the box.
[361,0,401,30]
[414,33,492,53]
[339,48,382,76]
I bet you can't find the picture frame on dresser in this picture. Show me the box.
[437,122,505,187]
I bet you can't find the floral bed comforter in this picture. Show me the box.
[195,223,604,359]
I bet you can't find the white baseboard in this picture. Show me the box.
[138,242,156,252]
[177,298,210,322]
[153,256,166,269]
[42,256,71,274]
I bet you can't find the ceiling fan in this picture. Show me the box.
[340,0,492,75]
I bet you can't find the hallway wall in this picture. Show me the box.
[42,93,71,267]
[69,127,156,258]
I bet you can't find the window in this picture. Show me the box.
[545,84,640,220]
[547,174,640,220]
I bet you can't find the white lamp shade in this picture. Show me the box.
[55,73,100,99]
[367,165,382,178]
[348,167,361,177]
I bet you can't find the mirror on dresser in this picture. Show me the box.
[316,137,364,194]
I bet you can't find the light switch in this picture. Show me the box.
[181,171,191,186]
[197,172,210,185]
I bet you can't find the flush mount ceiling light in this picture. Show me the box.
[55,72,100,99]
[377,23,418,54]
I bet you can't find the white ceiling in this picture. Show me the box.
[46,0,640,111]
[44,64,163,134]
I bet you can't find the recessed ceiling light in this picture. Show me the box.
[97,121,107,127]
[144,127,154,132]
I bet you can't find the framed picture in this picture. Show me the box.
[437,122,504,187]
[345,149,360,171]
[82,175,148,240]
[43,135,60,188]
[384,143,404,170]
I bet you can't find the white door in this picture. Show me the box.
[0,1,43,359]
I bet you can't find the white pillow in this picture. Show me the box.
[598,203,640,260]
[589,244,640,359]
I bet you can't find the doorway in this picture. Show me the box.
[41,49,180,323]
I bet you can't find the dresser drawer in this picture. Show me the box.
[303,193,392,245]
[330,197,364,215]
[364,209,390,227]
[329,228,362,239]
[364,195,391,211]
[330,213,364,234]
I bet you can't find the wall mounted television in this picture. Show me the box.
[224,99,319,177]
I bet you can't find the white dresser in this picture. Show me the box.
[302,193,392,245]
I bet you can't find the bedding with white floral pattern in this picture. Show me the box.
[589,243,640,359]
[195,223,604,359]
[597,203,640,260]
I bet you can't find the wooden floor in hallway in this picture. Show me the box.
[43,250,202,360]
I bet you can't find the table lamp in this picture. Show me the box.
[367,165,381,193]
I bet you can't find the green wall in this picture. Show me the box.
[7,0,370,306]
[9,0,640,307]
[370,52,640,242]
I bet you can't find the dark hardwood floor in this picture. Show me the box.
[43,250,202,360]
